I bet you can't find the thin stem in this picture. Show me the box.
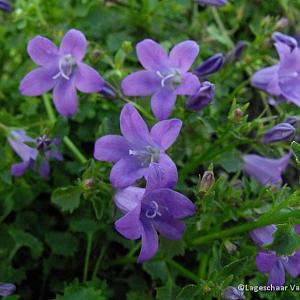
[166,258,198,283]
[42,94,87,164]
[92,245,107,280]
[83,232,93,282]
[191,210,300,246]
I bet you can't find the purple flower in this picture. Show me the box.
[114,164,196,262]
[94,104,181,189]
[186,81,215,111]
[194,53,224,78]
[295,225,300,235]
[243,152,291,186]
[8,130,63,178]
[121,39,200,120]
[251,41,300,107]
[0,0,11,12]
[226,41,248,62]
[20,29,104,117]
[223,286,245,300]
[256,250,300,286]
[262,122,296,143]
[0,283,16,297]
[197,0,227,6]
[250,225,277,246]
[272,32,298,50]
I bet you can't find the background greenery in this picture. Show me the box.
[1,0,300,299]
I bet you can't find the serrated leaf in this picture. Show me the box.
[175,284,199,300]
[156,282,180,300]
[143,261,168,283]
[46,232,78,257]
[160,238,185,258]
[51,186,82,213]
[267,224,300,256]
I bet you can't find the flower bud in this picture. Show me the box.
[83,178,95,189]
[226,41,248,63]
[194,53,224,77]
[284,116,299,128]
[186,81,215,111]
[99,82,116,99]
[262,122,296,143]
[0,0,12,12]
[0,283,16,297]
[223,286,245,300]
[275,18,289,29]
[233,108,243,123]
[224,240,237,255]
[272,32,298,49]
[198,170,215,193]
[197,0,227,7]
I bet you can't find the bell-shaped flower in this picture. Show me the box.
[197,0,227,6]
[121,39,200,120]
[243,152,291,187]
[0,283,16,297]
[256,250,300,286]
[8,130,63,178]
[20,29,104,117]
[0,0,11,12]
[251,41,300,107]
[262,122,296,143]
[114,164,196,262]
[94,104,181,188]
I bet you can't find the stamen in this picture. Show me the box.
[145,201,162,219]
[53,54,76,81]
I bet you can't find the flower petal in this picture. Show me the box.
[59,29,87,61]
[176,73,200,95]
[250,225,277,246]
[157,153,178,188]
[283,249,300,277]
[267,261,285,286]
[75,63,104,93]
[154,215,185,240]
[53,78,77,117]
[169,40,199,72]
[121,71,160,96]
[151,89,177,121]
[150,119,182,150]
[46,150,63,161]
[39,159,50,178]
[94,135,129,163]
[11,161,31,177]
[136,39,168,71]
[120,104,151,146]
[147,188,196,219]
[256,251,277,273]
[115,204,142,240]
[19,65,58,96]
[27,35,59,65]
[8,137,38,161]
[138,221,159,263]
[114,186,145,213]
[110,157,146,188]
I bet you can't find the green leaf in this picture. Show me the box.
[267,224,300,256]
[159,238,185,258]
[69,219,98,234]
[55,283,105,300]
[175,285,199,300]
[291,141,300,163]
[156,282,180,300]
[51,186,82,213]
[143,261,168,283]
[52,117,70,138]
[46,232,78,257]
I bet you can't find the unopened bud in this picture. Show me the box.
[203,286,212,294]
[262,122,295,143]
[198,170,215,193]
[197,0,227,7]
[224,240,237,255]
[223,286,245,300]
[0,283,16,297]
[275,18,289,29]
[83,178,95,189]
[233,108,243,123]
[91,49,102,61]
[194,53,224,78]
[285,116,299,128]
[0,0,12,12]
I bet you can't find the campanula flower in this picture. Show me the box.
[0,0,11,12]
[295,225,300,235]
[262,122,295,143]
[197,0,227,6]
[8,130,63,178]
[256,250,300,286]
[223,286,245,300]
[20,29,104,117]
[186,81,215,111]
[94,104,181,188]
[251,41,300,107]
[250,225,277,246]
[194,53,224,78]
[121,39,200,120]
[114,164,196,262]
[0,283,16,297]
[243,152,291,186]
[272,32,298,49]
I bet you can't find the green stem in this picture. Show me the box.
[191,210,300,246]
[92,245,107,280]
[35,0,47,27]
[42,94,87,164]
[166,258,198,283]
[83,233,93,282]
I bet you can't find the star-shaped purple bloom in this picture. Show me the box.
[94,103,181,189]
[20,29,104,117]
[114,164,196,262]
[251,41,300,107]
[121,39,200,120]
[243,152,291,187]
[8,130,63,178]
[256,250,300,286]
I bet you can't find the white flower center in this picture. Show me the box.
[156,69,182,89]
[129,146,160,167]
[145,201,162,219]
[53,54,76,80]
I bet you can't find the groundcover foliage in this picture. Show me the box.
[1,0,300,299]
